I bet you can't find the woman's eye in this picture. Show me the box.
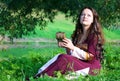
[87,14,91,17]
[81,14,85,16]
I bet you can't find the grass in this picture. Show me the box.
[103,28,120,40]
[25,13,75,39]
[0,44,120,81]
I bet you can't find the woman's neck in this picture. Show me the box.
[83,25,90,34]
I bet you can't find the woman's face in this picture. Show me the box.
[80,8,93,29]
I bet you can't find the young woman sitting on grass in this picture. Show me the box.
[34,6,105,79]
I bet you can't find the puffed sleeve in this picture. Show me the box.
[71,46,88,60]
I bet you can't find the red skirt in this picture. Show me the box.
[36,54,101,77]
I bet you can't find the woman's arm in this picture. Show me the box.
[59,38,94,60]
[71,46,94,60]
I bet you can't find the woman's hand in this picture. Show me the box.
[58,38,75,50]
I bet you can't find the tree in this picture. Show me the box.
[0,0,120,39]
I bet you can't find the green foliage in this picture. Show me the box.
[0,48,64,81]
[0,0,58,38]
[0,0,120,38]
[103,43,120,70]
[0,43,120,81]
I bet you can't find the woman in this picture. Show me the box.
[34,7,105,79]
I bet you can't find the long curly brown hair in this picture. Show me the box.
[71,7,105,61]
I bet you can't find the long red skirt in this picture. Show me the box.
[35,54,101,77]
